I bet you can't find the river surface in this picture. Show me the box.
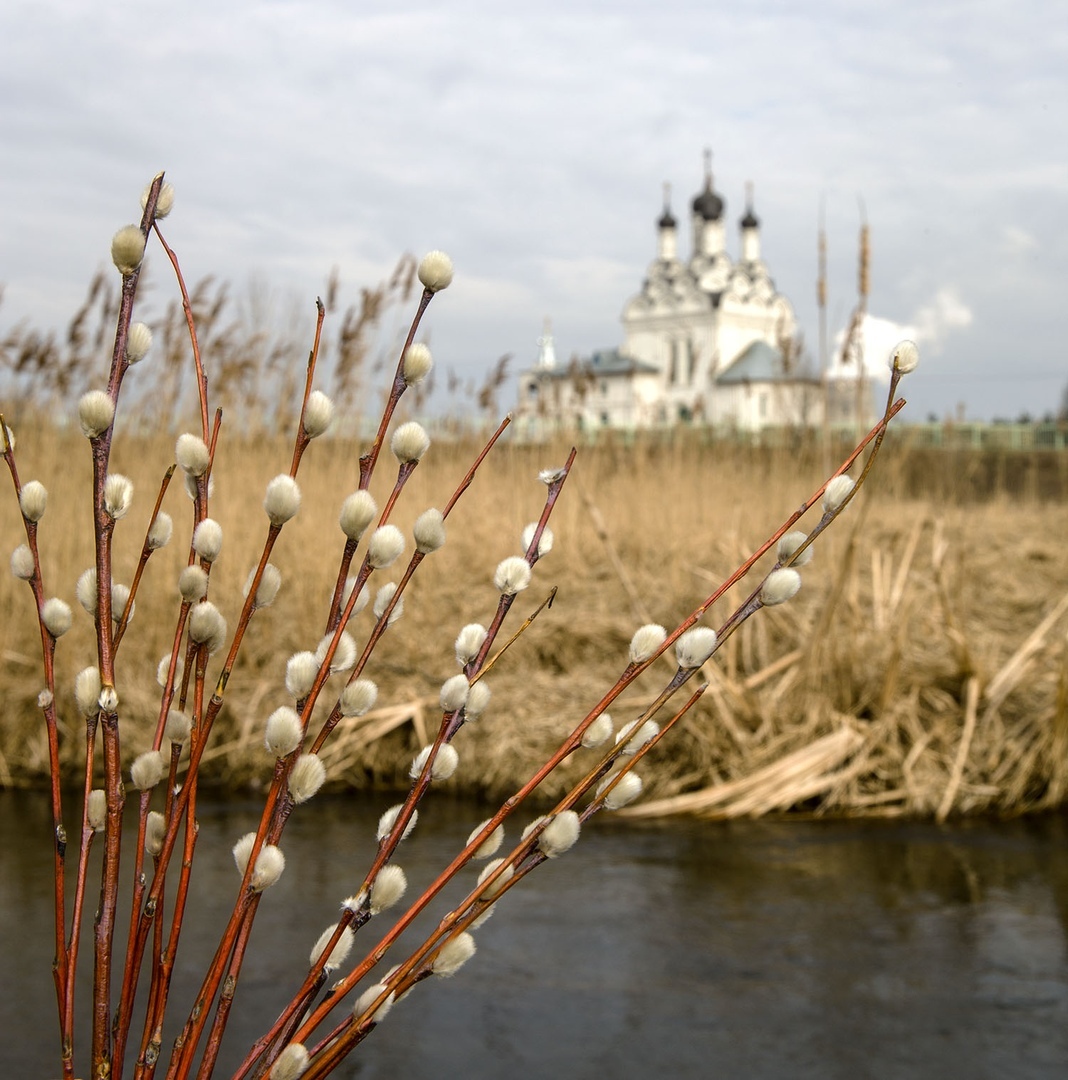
[3,789,1067,1079]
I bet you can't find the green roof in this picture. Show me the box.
[716,340,813,384]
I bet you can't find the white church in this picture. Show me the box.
[516,155,823,434]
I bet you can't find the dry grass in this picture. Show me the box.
[2,424,1067,817]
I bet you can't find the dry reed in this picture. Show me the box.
[4,428,1066,816]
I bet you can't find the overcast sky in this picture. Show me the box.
[1,0,1065,421]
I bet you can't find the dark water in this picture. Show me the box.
[3,789,1068,1079]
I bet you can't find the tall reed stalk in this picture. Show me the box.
[1,173,915,1078]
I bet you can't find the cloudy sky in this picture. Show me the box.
[1,0,1064,421]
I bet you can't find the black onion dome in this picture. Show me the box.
[658,206,677,229]
[692,180,724,221]
[741,207,760,229]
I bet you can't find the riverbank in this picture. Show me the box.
[2,429,1066,817]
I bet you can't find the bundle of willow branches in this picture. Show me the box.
[2,173,915,1078]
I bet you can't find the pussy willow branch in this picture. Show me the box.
[166,298,353,1078]
[290,299,327,476]
[354,451,576,886]
[124,293,314,1077]
[233,420,518,1077]
[357,288,435,490]
[312,416,513,754]
[91,172,166,1077]
[302,388,909,1072]
[0,427,71,1074]
[284,396,906,1064]
[113,466,175,650]
[322,288,437,632]
[247,446,566,1077]
[262,462,584,1066]
[302,684,712,1076]
[152,220,210,443]
[123,416,220,1076]
[328,662,695,1051]
[128,521,286,1062]
[469,584,557,683]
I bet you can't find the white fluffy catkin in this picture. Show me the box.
[777,530,814,567]
[41,597,72,638]
[467,819,504,859]
[368,525,405,568]
[111,225,145,276]
[175,433,210,477]
[538,811,581,858]
[477,858,513,900]
[439,674,470,712]
[822,474,855,513]
[265,707,303,757]
[269,1044,309,1080]
[432,933,476,977]
[493,556,531,595]
[369,865,407,914]
[417,250,454,292]
[309,923,354,972]
[339,490,377,540]
[264,475,301,525]
[192,518,223,562]
[390,421,430,463]
[674,627,718,669]
[288,754,326,804]
[302,390,334,437]
[78,391,114,438]
[760,568,802,606]
[402,342,433,385]
[19,480,47,522]
[629,624,666,664]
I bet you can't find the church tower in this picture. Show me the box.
[657,183,678,262]
[691,149,725,259]
[740,182,761,265]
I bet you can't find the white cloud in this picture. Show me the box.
[911,289,973,351]
[829,289,972,382]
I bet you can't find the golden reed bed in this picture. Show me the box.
[3,426,1065,819]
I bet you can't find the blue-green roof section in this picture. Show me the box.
[587,349,660,375]
[532,349,659,380]
[717,340,805,384]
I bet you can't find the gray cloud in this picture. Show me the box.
[1,0,1065,420]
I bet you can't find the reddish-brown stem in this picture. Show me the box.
[377,459,418,523]
[88,417,124,1072]
[134,770,200,1080]
[289,298,327,476]
[286,403,906,1057]
[280,458,582,1054]
[300,681,708,1078]
[111,786,155,1073]
[89,176,166,1077]
[1,425,70,1068]
[63,716,99,1068]
[235,419,517,1077]
[165,756,291,1080]
[194,886,262,1080]
[324,537,360,635]
[168,353,345,1070]
[152,222,209,442]
[442,415,512,516]
[357,289,434,490]
[130,746,179,1077]
[114,465,175,651]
